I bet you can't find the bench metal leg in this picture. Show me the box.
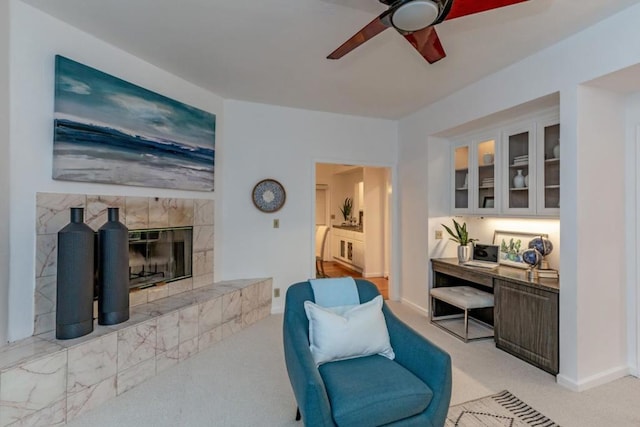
[429,293,493,343]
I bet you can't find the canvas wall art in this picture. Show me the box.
[53,55,216,191]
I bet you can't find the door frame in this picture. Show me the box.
[312,159,398,300]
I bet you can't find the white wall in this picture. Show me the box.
[0,0,10,346]
[625,92,640,374]
[574,85,627,385]
[398,4,640,388]
[221,100,397,312]
[363,167,386,277]
[7,2,223,341]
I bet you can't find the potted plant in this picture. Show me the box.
[442,219,477,263]
[339,197,352,224]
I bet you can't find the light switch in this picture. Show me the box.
[273,219,279,228]
[435,230,443,240]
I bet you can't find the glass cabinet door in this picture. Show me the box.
[505,126,534,213]
[539,122,560,211]
[476,139,496,211]
[453,144,470,211]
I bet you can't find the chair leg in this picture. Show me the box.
[464,309,469,342]
[295,407,301,421]
[319,259,327,278]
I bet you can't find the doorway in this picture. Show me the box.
[314,163,392,299]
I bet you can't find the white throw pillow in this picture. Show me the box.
[304,295,395,366]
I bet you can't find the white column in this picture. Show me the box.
[0,0,10,347]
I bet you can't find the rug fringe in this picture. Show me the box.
[491,390,560,427]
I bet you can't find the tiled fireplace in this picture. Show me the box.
[0,193,272,426]
[35,193,215,335]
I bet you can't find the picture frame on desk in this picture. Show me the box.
[493,230,548,269]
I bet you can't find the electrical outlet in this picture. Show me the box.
[274,288,280,298]
[273,219,279,228]
[330,214,335,220]
[435,230,443,240]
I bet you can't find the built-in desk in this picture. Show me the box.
[431,258,559,375]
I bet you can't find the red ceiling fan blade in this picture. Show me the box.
[445,0,528,21]
[404,26,446,64]
[327,16,390,59]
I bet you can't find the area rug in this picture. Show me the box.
[446,390,560,426]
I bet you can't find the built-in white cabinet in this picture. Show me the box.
[452,133,500,215]
[450,109,559,217]
[332,227,364,271]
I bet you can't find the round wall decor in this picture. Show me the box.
[252,179,286,213]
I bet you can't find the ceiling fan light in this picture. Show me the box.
[391,0,440,32]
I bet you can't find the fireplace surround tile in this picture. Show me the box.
[193,272,214,290]
[156,346,179,373]
[86,195,125,231]
[198,297,223,333]
[157,312,180,352]
[124,197,149,229]
[178,305,199,342]
[168,198,194,227]
[116,358,156,396]
[14,397,66,427]
[0,349,67,426]
[194,199,214,226]
[168,277,193,296]
[193,225,214,252]
[148,197,170,228]
[117,320,157,371]
[66,375,116,422]
[193,250,214,277]
[66,333,118,394]
[34,193,215,337]
[35,234,57,279]
[2,278,271,425]
[36,193,86,235]
[179,337,199,361]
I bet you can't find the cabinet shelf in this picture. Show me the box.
[455,188,469,191]
[545,158,560,164]
[545,185,560,189]
[455,168,469,172]
[510,187,529,191]
[479,185,494,189]
[509,164,529,168]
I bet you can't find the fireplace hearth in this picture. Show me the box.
[128,226,193,289]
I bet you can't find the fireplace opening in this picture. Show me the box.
[128,226,193,289]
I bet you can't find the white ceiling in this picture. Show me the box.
[21,0,640,119]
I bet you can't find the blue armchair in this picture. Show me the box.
[283,279,452,427]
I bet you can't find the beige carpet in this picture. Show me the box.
[446,390,559,426]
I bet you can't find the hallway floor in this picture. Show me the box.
[319,261,388,299]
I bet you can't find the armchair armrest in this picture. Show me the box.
[383,305,452,426]
[283,296,336,426]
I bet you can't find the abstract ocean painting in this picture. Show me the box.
[53,55,215,191]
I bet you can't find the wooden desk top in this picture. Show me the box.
[432,258,559,293]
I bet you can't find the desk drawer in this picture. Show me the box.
[432,262,493,288]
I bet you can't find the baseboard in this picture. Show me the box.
[363,271,383,278]
[557,365,631,391]
[400,298,429,316]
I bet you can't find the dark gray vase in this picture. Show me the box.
[98,208,130,325]
[56,207,95,339]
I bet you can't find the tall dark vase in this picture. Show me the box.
[56,207,94,339]
[98,207,130,325]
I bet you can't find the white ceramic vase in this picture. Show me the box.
[514,169,525,188]
[553,144,560,159]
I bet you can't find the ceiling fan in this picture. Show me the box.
[327,0,529,64]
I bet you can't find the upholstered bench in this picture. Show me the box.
[429,286,494,342]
